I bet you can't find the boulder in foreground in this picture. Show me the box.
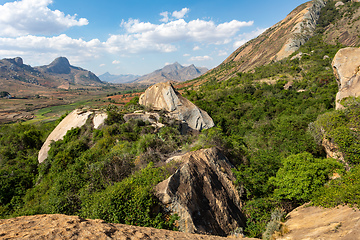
[278,204,360,240]
[155,147,246,236]
[332,47,360,109]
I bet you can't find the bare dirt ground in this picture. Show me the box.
[0,214,259,240]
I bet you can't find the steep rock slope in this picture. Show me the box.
[134,62,208,85]
[155,148,246,236]
[199,0,325,82]
[38,109,107,163]
[278,204,360,240]
[332,47,360,109]
[0,214,260,240]
[139,82,214,131]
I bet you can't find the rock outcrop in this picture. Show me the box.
[38,109,107,163]
[154,148,245,236]
[332,47,360,109]
[0,214,260,240]
[275,0,325,60]
[139,82,214,131]
[278,204,360,240]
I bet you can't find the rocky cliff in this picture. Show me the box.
[155,148,245,236]
[139,82,214,131]
[332,47,360,109]
[0,214,260,240]
[38,109,107,163]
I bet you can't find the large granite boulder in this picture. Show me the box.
[277,204,360,240]
[332,47,360,109]
[38,109,107,163]
[155,148,245,236]
[139,82,214,131]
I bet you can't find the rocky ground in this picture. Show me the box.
[0,214,259,240]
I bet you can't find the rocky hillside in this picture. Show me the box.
[134,62,208,85]
[36,57,103,87]
[0,56,103,97]
[190,0,360,84]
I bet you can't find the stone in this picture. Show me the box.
[277,204,360,240]
[139,82,215,131]
[335,1,345,7]
[38,109,107,163]
[154,148,246,236]
[332,47,360,109]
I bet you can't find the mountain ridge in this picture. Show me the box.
[134,62,208,85]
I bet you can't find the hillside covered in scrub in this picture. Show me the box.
[1,0,360,239]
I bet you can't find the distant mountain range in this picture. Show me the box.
[99,62,208,85]
[133,62,208,85]
[0,56,103,96]
[98,72,140,84]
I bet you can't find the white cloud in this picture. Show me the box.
[119,18,253,47]
[0,34,103,65]
[112,60,121,64]
[233,28,267,49]
[0,0,88,37]
[193,46,200,51]
[183,53,190,57]
[189,55,213,61]
[159,11,169,23]
[218,50,228,56]
[99,63,106,67]
[172,8,189,19]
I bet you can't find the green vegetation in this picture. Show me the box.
[184,33,348,237]
[0,102,189,230]
[2,3,360,239]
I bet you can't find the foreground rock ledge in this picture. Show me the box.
[0,214,259,240]
[278,204,360,240]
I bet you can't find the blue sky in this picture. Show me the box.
[0,0,308,76]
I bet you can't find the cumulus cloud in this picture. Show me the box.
[189,55,213,61]
[0,34,103,65]
[0,0,88,37]
[112,60,121,64]
[183,53,190,57]
[172,8,189,19]
[160,8,189,23]
[160,11,169,23]
[120,18,253,46]
[99,64,106,67]
[193,46,200,51]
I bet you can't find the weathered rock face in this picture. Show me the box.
[322,137,350,170]
[276,0,325,60]
[278,204,360,240]
[332,47,360,109]
[139,82,214,131]
[0,214,259,240]
[38,109,107,163]
[155,148,245,236]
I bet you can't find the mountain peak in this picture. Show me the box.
[47,57,71,74]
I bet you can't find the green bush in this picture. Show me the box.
[270,152,343,203]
